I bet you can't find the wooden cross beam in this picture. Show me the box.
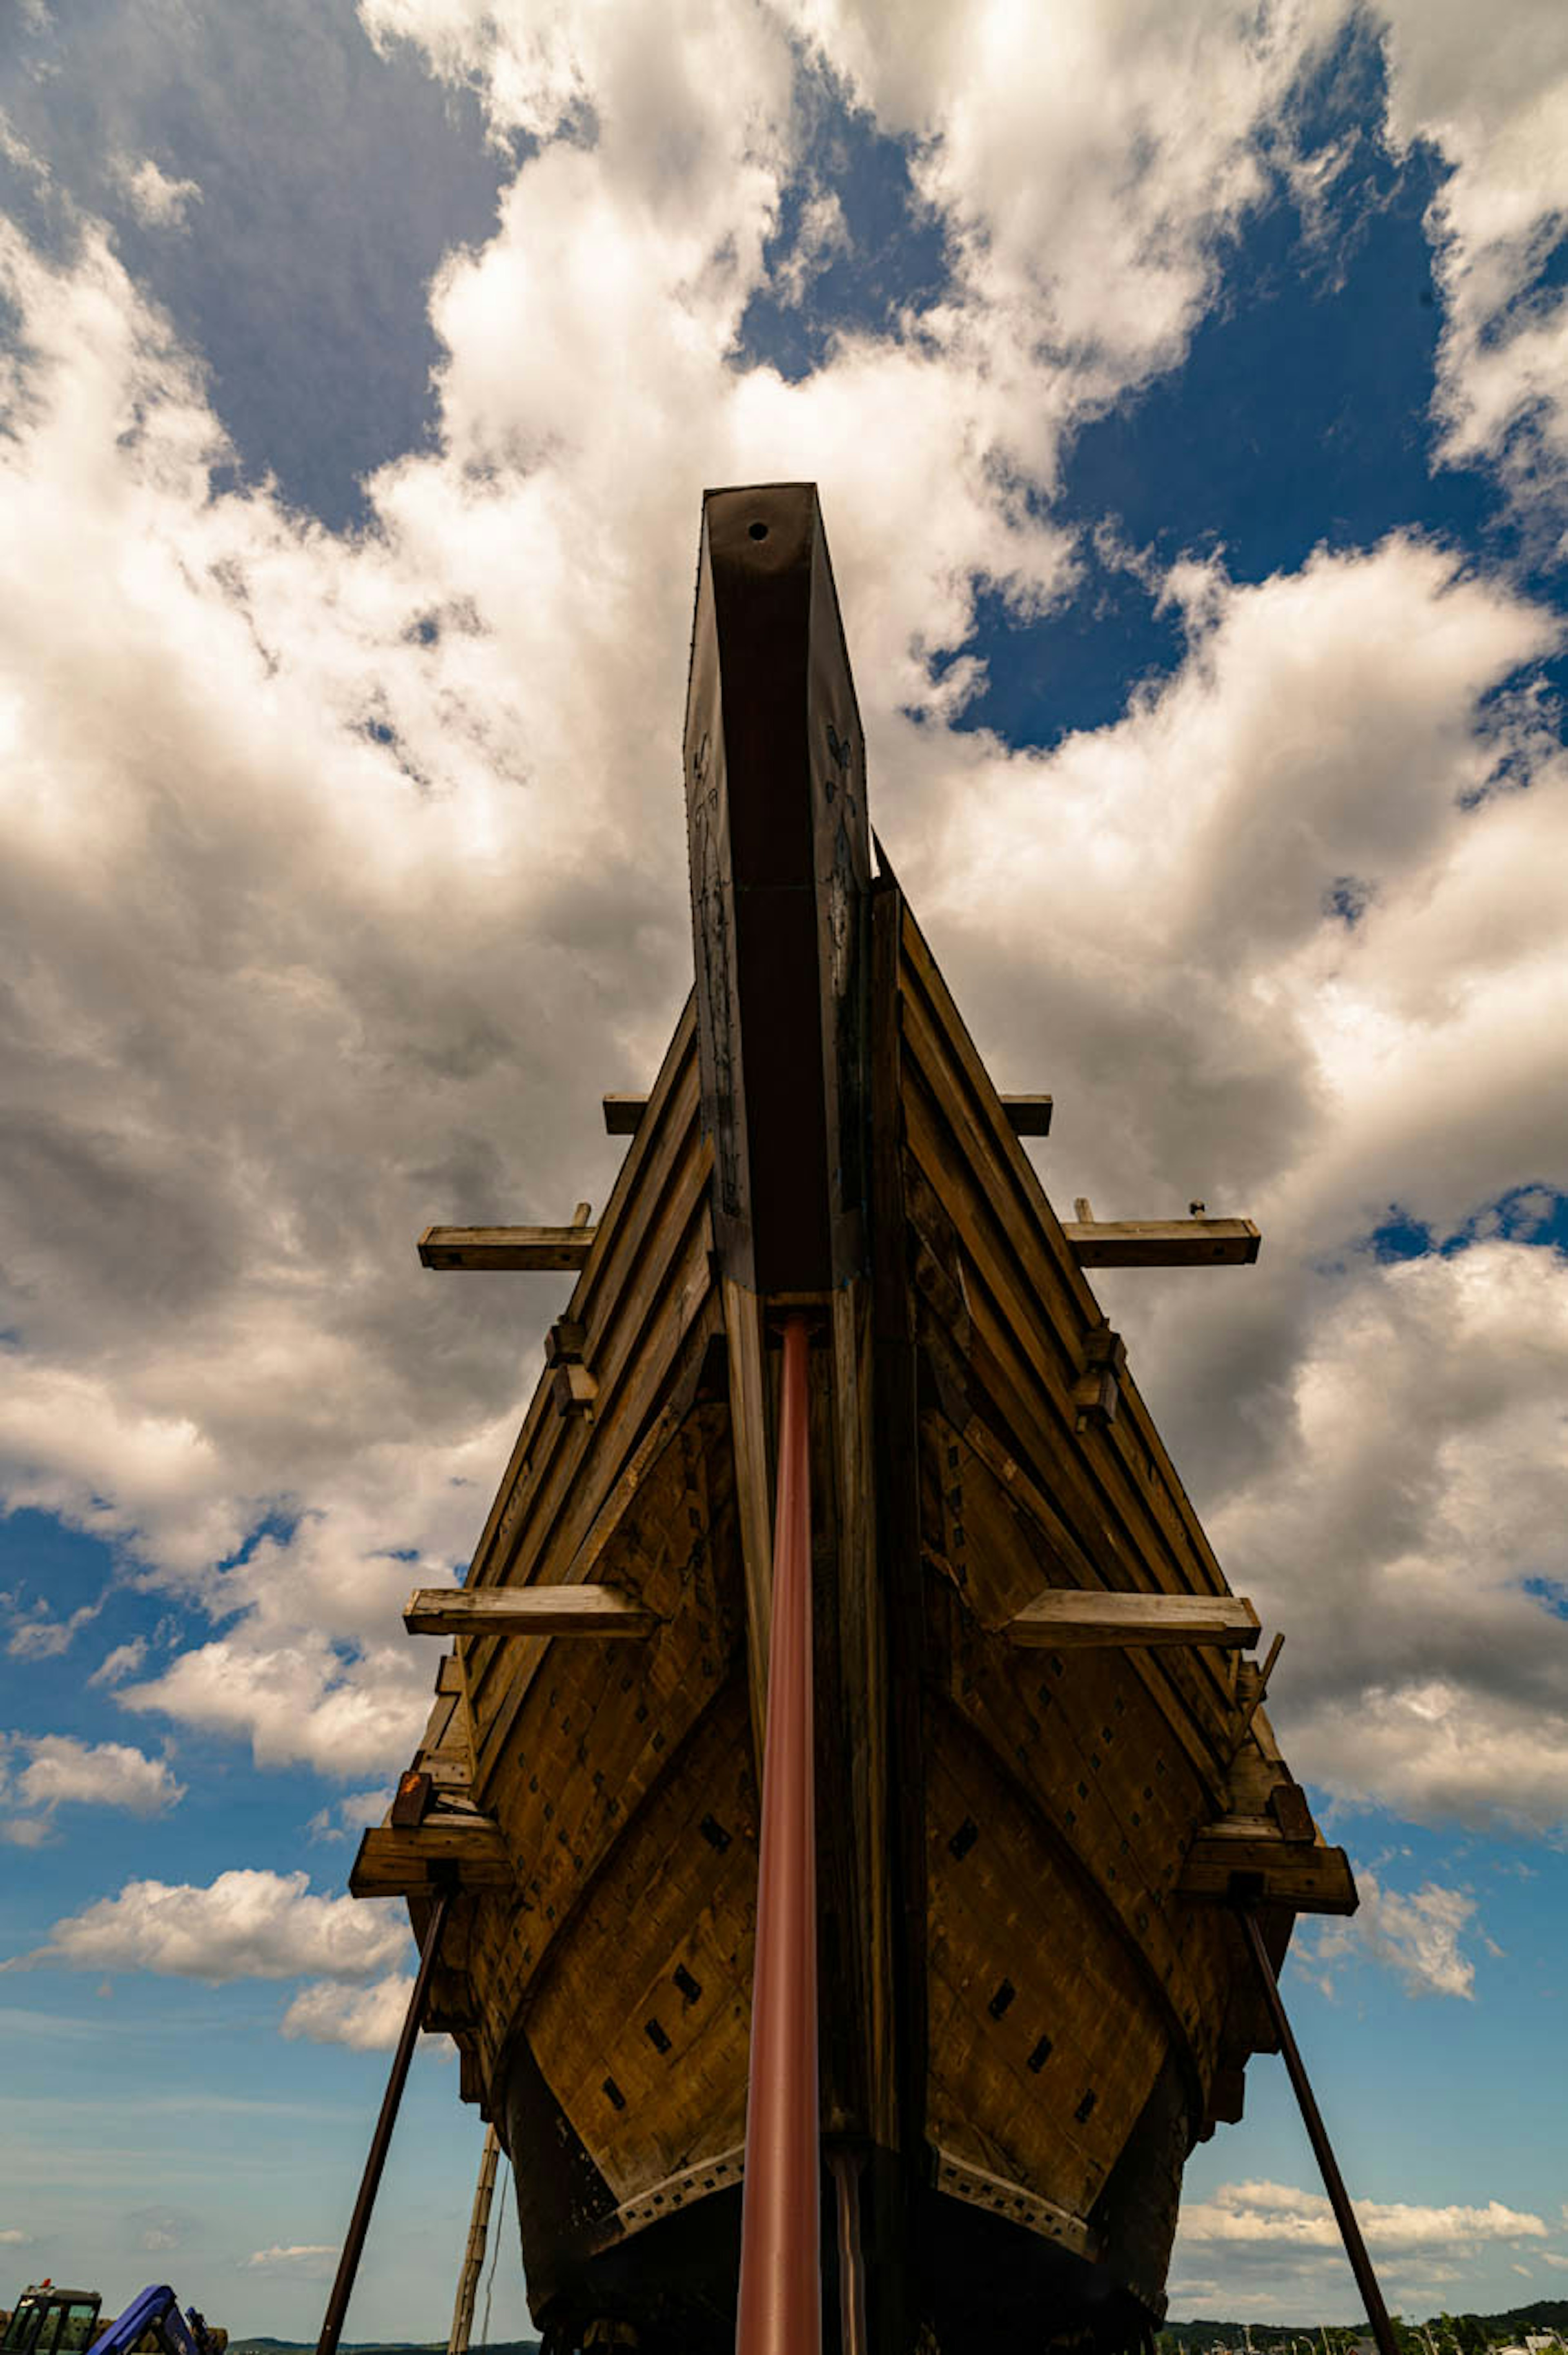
[404,1584,660,1638]
[1062,1216,1260,1267]
[1179,1823,1357,1914]
[349,1817,513,1898]
[602,1092,1053,1137]
[418,1224,596,1271]
[1006,1589,1260,1649]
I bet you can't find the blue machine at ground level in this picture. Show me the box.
[87,2288,225,2355]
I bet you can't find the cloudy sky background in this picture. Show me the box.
[2,0,1567,2335]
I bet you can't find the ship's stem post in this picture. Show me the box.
[736,1314,821,2355]
[317,1882,453,2355]
[1236,1907,1397,2355]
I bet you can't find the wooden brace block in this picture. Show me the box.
[1071,1320,1126,1431]
[1006,1588,1260,1649]
[544,1317,588,1366]
[1000,1094,1053,1136]
[418,1224,597,1271]
[552,1360,599,1420]
[349,1818,513,1898]
[1267,1780,1317,1843]
[1062,1217,1261,1268]
[1178,1827,1357,1914]
[404,1584,661,1638]
[603,1095,646,1135]
[390,1767,434,1828]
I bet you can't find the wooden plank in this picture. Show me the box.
[462,1038,708,1731]
[349,1818,513,1898]
[897,911,1240,1623]
[406,1585,660,1638]
[603,1094,646,1135]
[869,878,929,2189]
[470,1206,719,1789]
[1000,1094,1053,1136]
[1179,1830,1356,1914]
[419,1225,596,1272]
[1007,1590,1260,1650]
[1062,1218,1260,1268]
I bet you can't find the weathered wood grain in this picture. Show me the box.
[1179,1828,1356,1913]
[350,1818,512,1897]
[1007,1590,1260,1649]
[405,1585,661,1638]
[1062,1218,1260,1268]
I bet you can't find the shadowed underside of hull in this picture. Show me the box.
[354,487,1356,2355]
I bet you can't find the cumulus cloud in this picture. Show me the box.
[10,1734,185,1819]
[280,1971,414,2050]
[0,0,1562,1855]
[1312,1870,1481,1999]
[1178,2179,1548,2257]
[1374,1,1568,536]
[307,1787,392,1844]
[22,1868,410,1984]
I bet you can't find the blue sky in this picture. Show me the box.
[3,0,1568,2338]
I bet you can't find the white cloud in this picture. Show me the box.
[308,1787,392,1844]
[12,1734,185,1818]
[1313,1871,1480,1999]
[245,2246,339,2279]
[0,2229,35,2246]
[0,0,1562,1858]
[281,1972,414,2051]
[1178,2179,1548,2257]
[88,1638,148,1687]
[915,534,1568,1829]
[1374,1,1568,535]
[26,1868,410,1984]
[115,157,201,229]
[1,1817,54,1850]
[7,1598,102,1660]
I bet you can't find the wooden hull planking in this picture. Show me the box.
[361,488,1351,2355]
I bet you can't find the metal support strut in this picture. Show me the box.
[1236,1907,1398,2355]
[317,1882,454,2355]
[736,1315,821,2355]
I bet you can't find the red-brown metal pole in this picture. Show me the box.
[736,1315,821,2355]
[1236,1907,1398,2355]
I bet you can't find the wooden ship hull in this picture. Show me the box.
[352,486,1356,2355]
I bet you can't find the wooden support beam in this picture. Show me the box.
[1179,1824,1356,1914]
[349,1819,513,1898]
[403,1584,660,1638]
[1006,1588,1260,1649]
[1062,1217,1260,1267]
[601,1085,1056,1143]
[418,1224,596,1272]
